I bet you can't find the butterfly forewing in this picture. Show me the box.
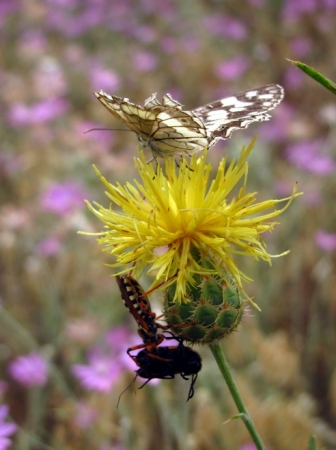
[95,92,154,136]
[94,84,284,158]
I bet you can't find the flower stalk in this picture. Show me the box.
[209,343,266,450]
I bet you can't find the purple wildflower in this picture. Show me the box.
[8,352,48,387]
[18,30,47,57]
[282,0,317,21]
[71,326,139,393]
[132,51,158,72]
[204,15,247,40]
[89,65,120,92]
[285,140,336,175]
[215,56,249,81]
[7,99,69,127]
[71,348,122,393]
[39,181,87,216]
[0,1,19,27]
[45,1,105,38]
[322,0,336,8]
[322,0,336,9]
[315,231,336,251]
[0,405,17,450]
[36,237,62,256]
[105,327,139,372]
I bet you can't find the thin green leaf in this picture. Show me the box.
[287,59,336,95]
[308,435,318,450]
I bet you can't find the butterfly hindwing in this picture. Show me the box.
[192,84,284,144]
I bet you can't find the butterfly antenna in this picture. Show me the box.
[84,128,135,134]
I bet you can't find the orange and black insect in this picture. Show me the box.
[130,343,202,401]
[116,275,165,352]
[116,274,202,401]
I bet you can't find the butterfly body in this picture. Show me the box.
[94,84,284,158]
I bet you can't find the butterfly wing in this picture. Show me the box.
[192,84,284,146]
[149,108,209,156]
[95,91,208,157]
[94,91,158,137]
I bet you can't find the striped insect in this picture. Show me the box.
[116,275,202,400]
[94,84,284,159]
[116,275,165,352]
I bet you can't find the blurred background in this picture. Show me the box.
[1,1,336,449]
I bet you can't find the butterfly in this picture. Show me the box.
[94,84,284,159]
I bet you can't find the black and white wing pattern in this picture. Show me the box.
[192,84,284,148]
[94,91,208,158]
[94,84,284,158]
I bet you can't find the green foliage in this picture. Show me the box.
[287,59,336,95]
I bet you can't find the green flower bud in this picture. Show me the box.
[164,252,245,344]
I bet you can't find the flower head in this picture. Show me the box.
[0,404,17,450]
[315,230,336,251]
[7,99,69,127]
[8,352,49,387]
[71,352,121,393]
[86,138,300,304]
[40,181,87,216]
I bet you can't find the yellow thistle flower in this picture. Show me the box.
[85,137,301,303]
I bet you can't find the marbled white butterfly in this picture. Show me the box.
[94,84,284,158]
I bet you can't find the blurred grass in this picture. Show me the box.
[1,0,336,449]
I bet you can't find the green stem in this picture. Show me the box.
[209,343,266,450]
